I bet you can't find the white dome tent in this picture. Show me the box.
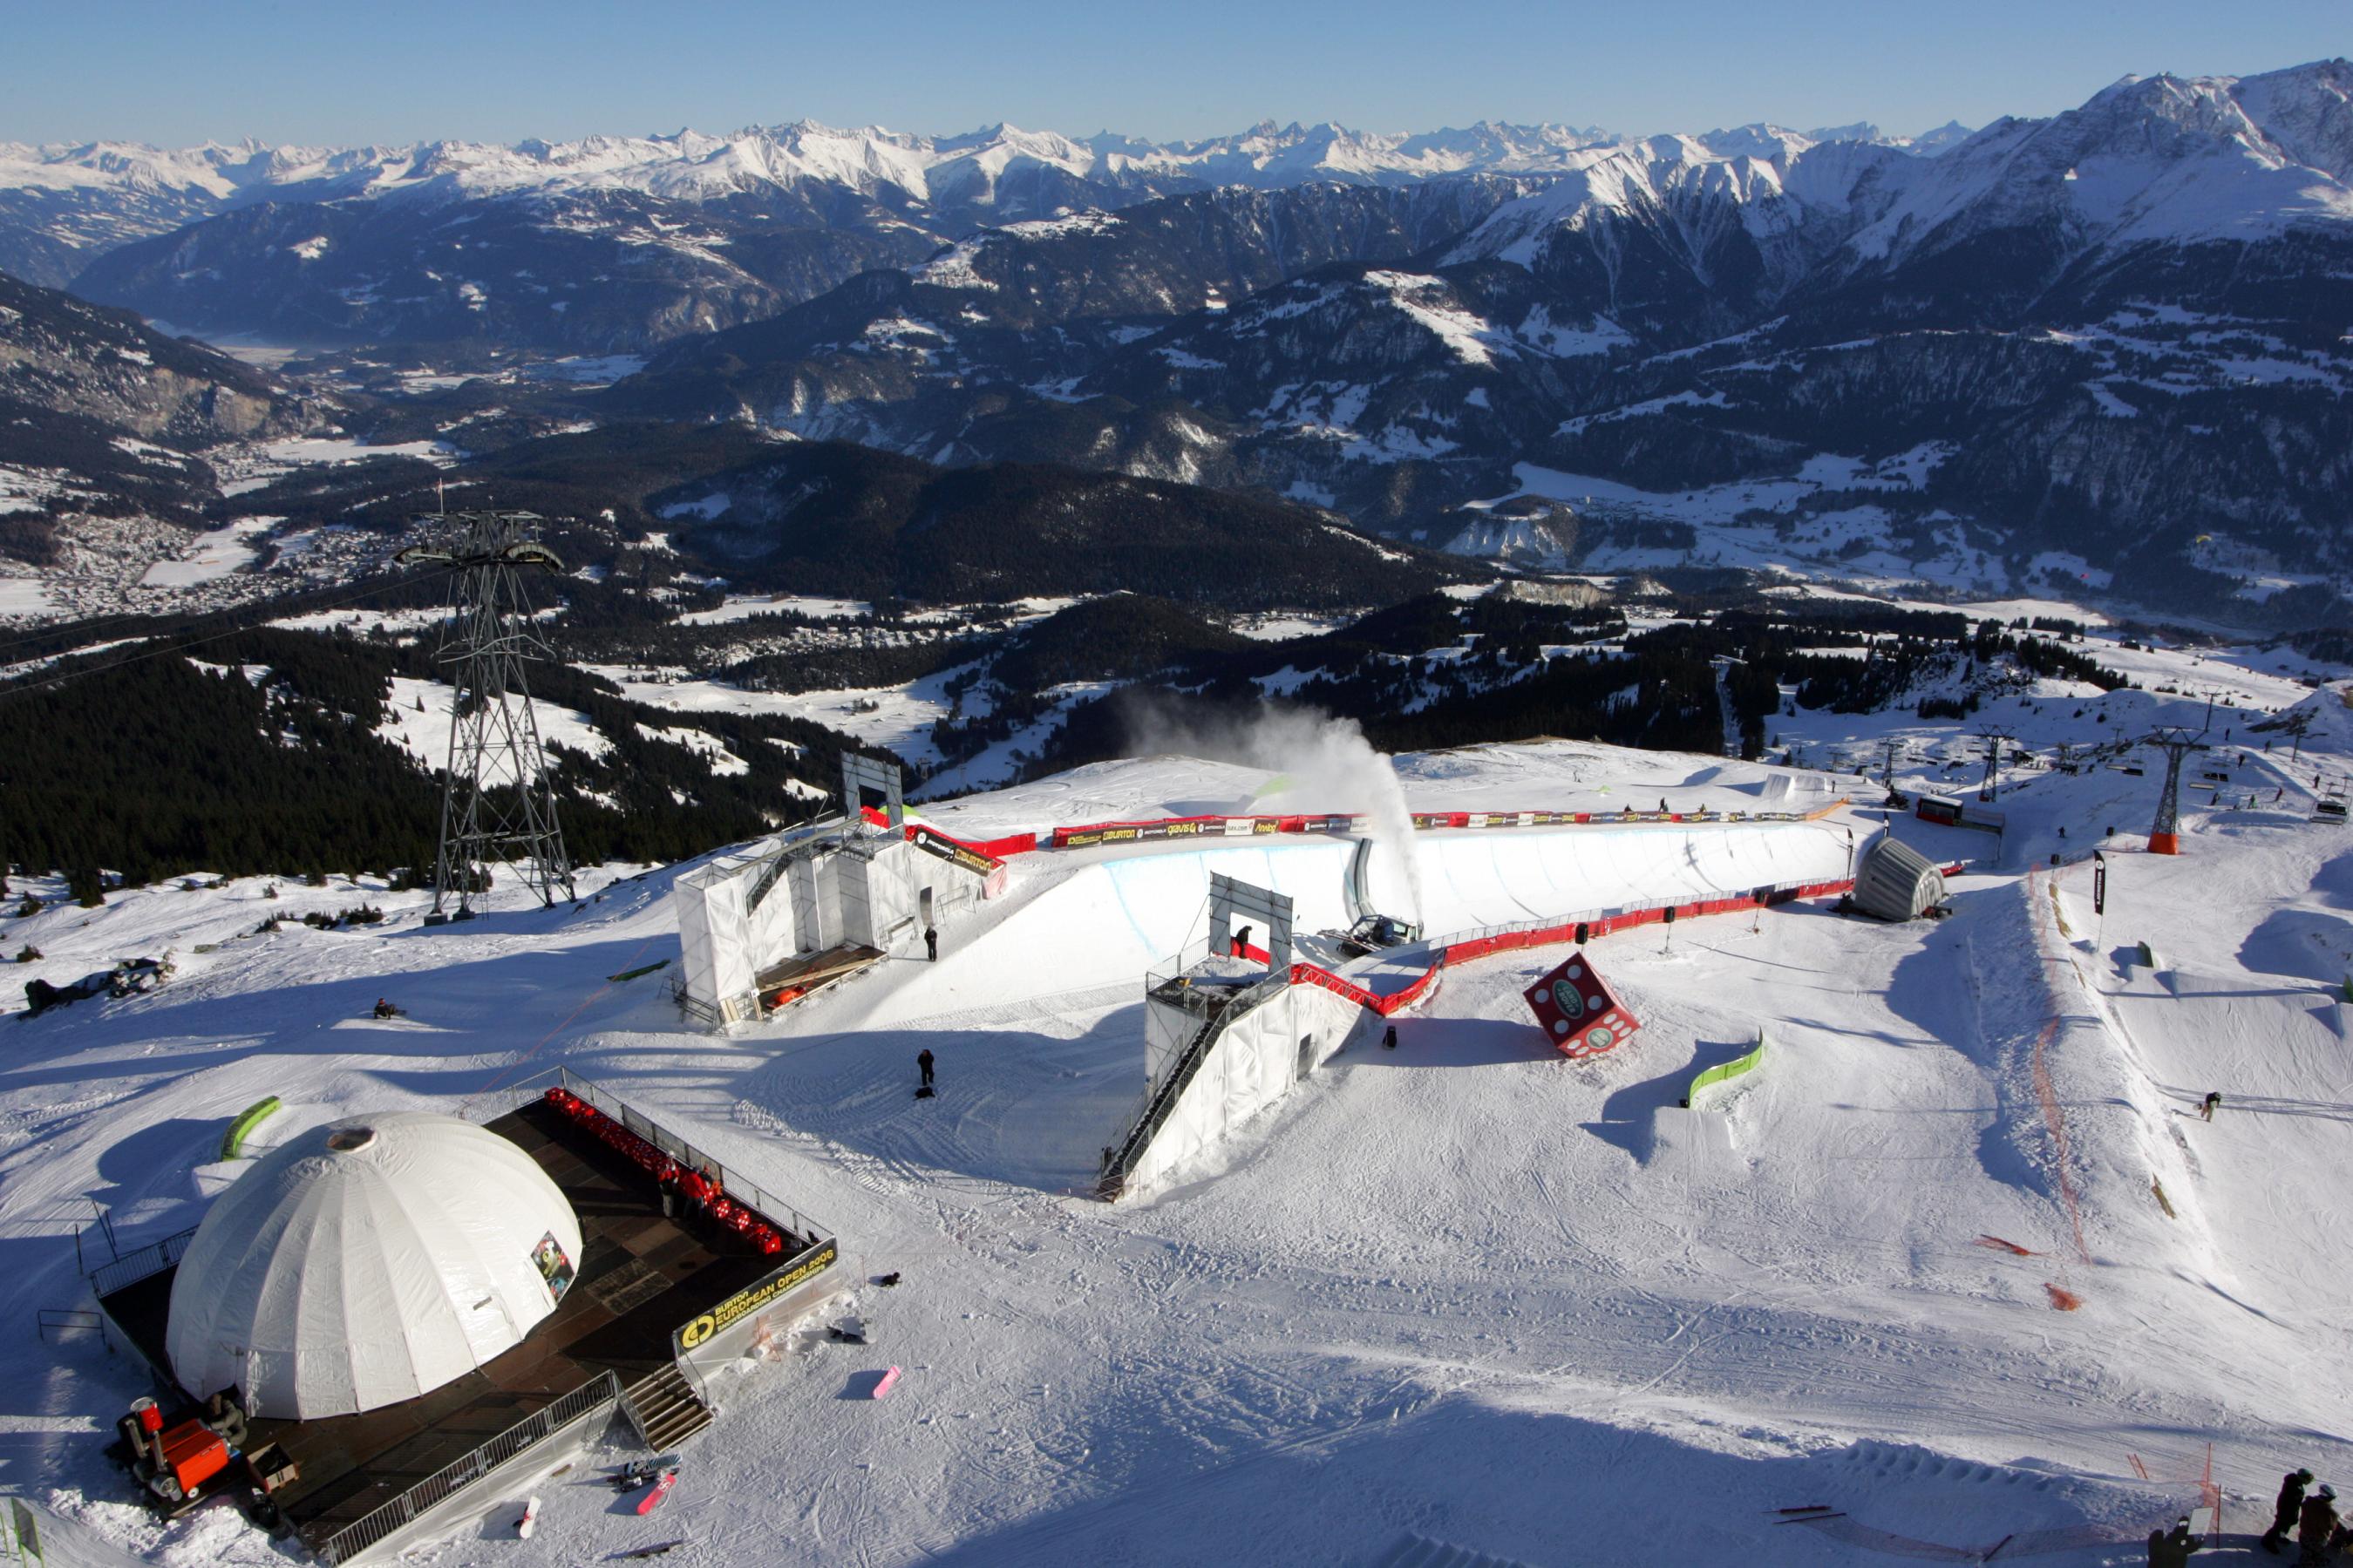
[167,1111,584,1419]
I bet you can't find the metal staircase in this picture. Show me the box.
[622,1364,713,1451]
[1095,973,1288,1200]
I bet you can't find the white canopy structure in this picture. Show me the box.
[167,1111,583,1419]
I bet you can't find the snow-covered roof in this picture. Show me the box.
[167,1111,582,1419]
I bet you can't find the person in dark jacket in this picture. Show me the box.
[2268,1469,2315,1552]
[2147,1516,2201,1567]
[924,926,938,962]
[1382,1024,1398,1050]
[917,1049,935,1091]
[2300,1485,2340,1565]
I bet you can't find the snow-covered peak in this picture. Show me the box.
[1846,61,2353,257]
[1696,124,1816,163]
[1442,61,2353,277]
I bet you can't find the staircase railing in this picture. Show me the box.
[1097,970,1289,1198]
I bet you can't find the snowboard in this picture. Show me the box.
[636,1469,680,1516]
[607,1456,679,1491]
[618,1544,684,1561]
[517,1495,541,1537]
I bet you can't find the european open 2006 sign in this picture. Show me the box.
[677,1239,840,1352]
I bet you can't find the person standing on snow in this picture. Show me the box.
[2265,1469,2313,1553]
[1382,1024,1398,1050]
[2146,1515,2201,1566]
[925,926,938,962]
[917,1049,935,1092]
[2299,1484,2339,1564]
[2200,1092,2222,1123]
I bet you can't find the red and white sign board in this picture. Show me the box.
[1524,952,1641,1059]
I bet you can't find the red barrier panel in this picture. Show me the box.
[1316,875,1861,1022]
[965,832,1039,858]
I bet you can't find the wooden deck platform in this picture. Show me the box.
[756,941,883,1012]
[99,1097,792,1554]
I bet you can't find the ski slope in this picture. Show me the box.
[3,730,2352,1565]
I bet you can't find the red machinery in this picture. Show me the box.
[111,1393,295,1519]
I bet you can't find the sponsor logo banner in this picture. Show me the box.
[677,1239,840,1353]
[910,828,1001,876]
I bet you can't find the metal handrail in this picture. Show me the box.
[318,1370,621,1564]
[36,1307,104,1344]
[512,1068,827,1250]
[1101,967,1291,1192]
[88,1225,201,1299]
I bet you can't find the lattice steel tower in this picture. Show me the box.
[1975,724,2019,804]
[398,510,577,922]
[2140,725,2208,857]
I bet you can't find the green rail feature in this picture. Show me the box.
[221,1096,284,1161]
[1682,1036,1765,1109]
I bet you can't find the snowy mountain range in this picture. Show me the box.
[0,112,1969,297]
[7,61,2353,630]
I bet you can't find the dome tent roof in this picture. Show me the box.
[167,1110,583,1419]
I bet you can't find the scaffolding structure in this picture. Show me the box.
[2141,726,2209,856]
[398,511,577,922]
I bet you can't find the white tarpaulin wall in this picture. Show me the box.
[935,824,1847,1001]
[677,859,758,1023]
[675,827,998,1025]
[1410,820,1851,936]
[1127,981,1364,1193]
[167,1112,583,1419]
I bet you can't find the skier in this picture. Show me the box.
[2265,1469,2314,1553]
[1382,1024,1398,1050]
[917,1049,935,1093]
[2200,1091,2222,1122]
[2146,1515,2202,1566]
[924,926,938,962]
[2300,1484,2340,1565]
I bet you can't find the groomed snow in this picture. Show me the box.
[5,720,2352,1565]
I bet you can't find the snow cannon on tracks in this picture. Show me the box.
[1524,952,1641,1059]
[1337,912,1422,959]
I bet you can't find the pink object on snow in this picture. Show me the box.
[873,1366,901,1398]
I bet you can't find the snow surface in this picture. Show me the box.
[377,674,611,768]
[134,519,273,588]
[8,701,2353,1565]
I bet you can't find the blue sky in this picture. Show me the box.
[5,0,2347,146]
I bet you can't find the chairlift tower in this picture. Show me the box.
[2141,725,2208,856]
[1878,736,1910,806]
[1975,724,2018,804]
[398,510,577,922]
[2284,709,2315,764]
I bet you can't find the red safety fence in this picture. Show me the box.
[858,796,1851,860]
[859,806,1036,868]
[1045,798,1848,851]
[1266,874,1861,1022]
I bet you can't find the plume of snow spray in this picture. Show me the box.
[1123,698,1423,921]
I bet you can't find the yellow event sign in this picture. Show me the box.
[677,1239,840,1351]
